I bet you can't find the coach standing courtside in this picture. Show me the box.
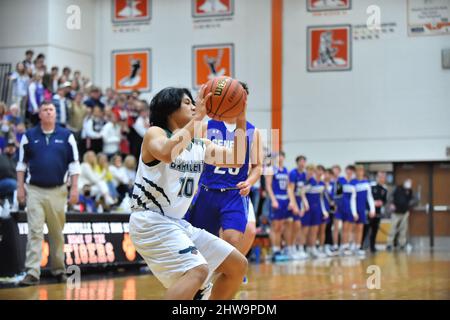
[16,102,80,286]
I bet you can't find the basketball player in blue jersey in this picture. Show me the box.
[287,155,309,260]
[185,82,264,269]
[265,151,291,261]
[336,165,358,256]
[349,165,375,256]
[129,86,248,300]
[303,164,329,258]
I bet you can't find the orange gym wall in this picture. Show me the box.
[271,0,283,152]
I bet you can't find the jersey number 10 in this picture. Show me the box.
[178,177,194,198]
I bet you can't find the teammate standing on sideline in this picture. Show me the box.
[287,155,309,259]
[323,168,337,255]
[17,102,80,286]
[265,151,290,261]
[338,165,357,256]
[331,165,343,253]
[350,165,375,256]
[129,86,248,300]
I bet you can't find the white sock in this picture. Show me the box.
[272,246,280,253]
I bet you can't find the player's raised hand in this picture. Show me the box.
[194,84,212,122]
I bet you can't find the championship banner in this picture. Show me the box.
[307,0,351,12]
[112,0,151,23]
[192,0,234,18]
[408,0,450,36]
[192,44,234,89]
[307,25,352,72]
[16,219,144,269]
[112,49,151,93]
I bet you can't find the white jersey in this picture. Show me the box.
[131,139,206,219]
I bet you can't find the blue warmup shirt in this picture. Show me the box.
[200,120,255,189]
[17,125,80,187]
[272,166,289,199]
[337,176,357,217]
[289,169,306,203]
[352,178,375,215]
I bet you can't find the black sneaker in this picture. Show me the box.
[193,282,213,300]
[386,245,393,251]
[19,274,40,287]
[370,247,377,253]
[55,273,68,283]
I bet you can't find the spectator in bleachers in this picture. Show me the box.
[59,66,71,86]
[85,86,105,110]
[0,141,18,202]
[10,62,30,110]
[5,103,23,126]
[101,110,122,158]
[132,101,150,139]
[42,66,59,95]
[96,153,118,202]
[22,50,34,74]
[52,84,71,127]
[79,151,115,208]
[33,53,45,75]
[71,70,81,93]
[27,73,45,126]
[103,88,117,108]
[84,106,105,154]
[123,155,136,191]
[109,154,130,204]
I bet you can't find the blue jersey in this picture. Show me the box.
[200,120,255,189]
[272,166,289,199]
[337,176,357,216]
[304,178,326,212]
[352,178,375,215]
[289,169,306,200]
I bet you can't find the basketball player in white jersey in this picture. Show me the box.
[129,86,248,300]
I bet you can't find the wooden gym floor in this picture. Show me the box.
[0,251,449,300]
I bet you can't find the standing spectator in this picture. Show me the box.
[59,66,71,85]
[68,91,88,139]
[363,171,388,253]
[127,99,145,160]
[101,111,122,158]
[22,50,34,74]
[71,70,82,93]
[102,88,117,108]
[42,66,59,95]
[386,179,418,251]
[27,73,45,126]
[109,154,129,203]
[84,87,105,110]
[17,102,80,286]
[84,106,105,154]
[52,84,71,127]
[0,141,18,202]
[9,62,30,110]
[33,53,45,76]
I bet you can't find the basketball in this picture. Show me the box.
[204,76,247,121]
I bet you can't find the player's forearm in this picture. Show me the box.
[17,171,25,189]
[265,182,276,202]
[246,164,262,186]
[287,184,296,204]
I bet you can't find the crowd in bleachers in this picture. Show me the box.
[0,50,150,212]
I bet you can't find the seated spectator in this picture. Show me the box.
[84,106,105,154]
[109,154,130,204]
[9,62,30,111]
[79,151,115,208]
[95,153,118,202]
[77,185,98,213]
[27,73,45,126]
[124,155,136,190]
[0,142,18,202]
[85,86,105,110]
[101,111,122,158]
[5,103,23,126]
